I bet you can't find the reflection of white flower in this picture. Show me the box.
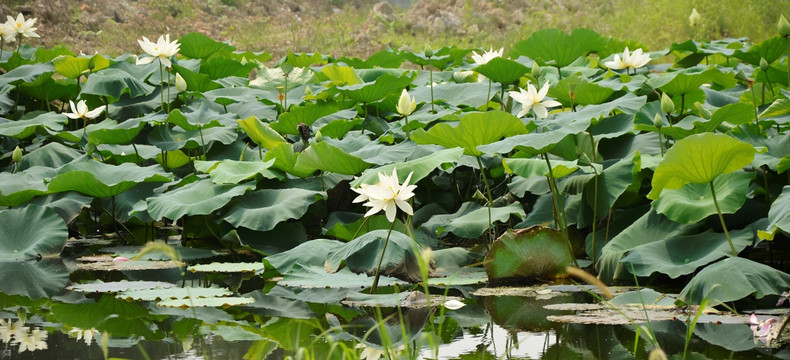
[6,13,38,38]
[64,100,106,121]
[136,34,180,68]
[509,82,562,118]
[604,47,650,71]
[352,168,417,222]
[69,328,100,345]
[443,299,466,310]
[15,326,46,353]
[0,319,12,343]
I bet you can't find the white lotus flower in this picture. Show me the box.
[604,47,651,71]
[6,14,38,38]
[396,89,416,116]
[508,82,562,118]
[352,168,417,222]
[471,47,504,82]
[64,100,106,120]
[689,8,701,28]
[471,47,503,65]
[0,19,17,42]
[175,72,187,92]
[136,34,180,68]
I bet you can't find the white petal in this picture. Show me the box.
[443,299,465,310]
[384,201,397,222]
[537,82,550,100]
[542,99,562,108]
[136,56,155,65]
[394,199,413,216]
[533,104,548,118]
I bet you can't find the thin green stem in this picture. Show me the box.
[786,38,790,88]
[486,78,492,110]
[476,156,495,245]
[429,68,435,113]
[591,166,599,267]
[198,125,207,160]
[404,114,410,139]
[544,154,578,267]
[657,129,665,157]
[710,181,736,256]
[750,85,760,134]
[158,63,165,112]
[371,220,396,293]
[166,72,171,113]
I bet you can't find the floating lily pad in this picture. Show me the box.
[188,262,265,273]
[68,281,176,293]
[118,286,233,302]
[75,260,184,271]
[157,297,255,309]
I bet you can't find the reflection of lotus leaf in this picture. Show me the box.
[484,227,573,284]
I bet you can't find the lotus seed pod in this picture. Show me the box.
[660,92,674,114]
[778,15,790,37]
[11,146,22,163]
[653,113,663,129]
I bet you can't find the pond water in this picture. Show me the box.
[0,240,787,360]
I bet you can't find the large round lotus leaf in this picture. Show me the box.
[0,111,66,139]
[117,286,233,302]
[653,170,754,223]
[325,229,425,282]
[50,294,149,330]
[0,205,67,260]
[410,110,526,156]
[422,202,526,239]
[337,73,413,103]
[485,293,574,331]
[679,257,790,305]
[179,32,234,59]
[648,133,756,200]
[157,297,255,309]
[351,147,463,187]
[223,188,325,232]
[237,115,286,150]
[0,166,55,207]
[80,68,154,100]
[47,157,172,198]
[295,141,371,175]
[87,118,146,145]
[511,28,605,68]
[0,259,69,299]
[271,103,341,135]
[484,227,573,284]
[68,281,176,293]
[473,57,528,85]
[145,179,253,221]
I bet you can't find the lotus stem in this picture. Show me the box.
[404,114,410,139]
[476,156,495,245]
[159,63,165,112]
[709,181,737,256]
[657,129,665,157]
[198,125,207,160]
[486,78,492,110]
[371,220,396,293]
[544,154,579,267]
[429,67,435,113]
[591,165,599,267]
[786,39,790,88]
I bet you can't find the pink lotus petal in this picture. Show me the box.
[112,256,130,262]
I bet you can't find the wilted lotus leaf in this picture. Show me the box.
[117,286,233,302]
[68,281,176,293]
[484,226,573,284]
[157,297,255,309]
[188,262,265,274]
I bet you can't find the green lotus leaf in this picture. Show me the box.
[194,159,282,184]
[317,118,364,139]
[68,281,176,293]
[324,229,424,282]
[266,239,345,274]
[548,75,615,106]
[320,64,363,86]
[211,324,267,342]
[237,115,286,150]
[511,28,604,68]
[80,68,155,100]
[18,77,79,103]
[760,98,790,119]
[409,82,491,108]
[411,110,526,156]
[48,158,172,198]
[422,202,526,238]
[147,125,238,151]
[167,102,238,130]
[118,286,233,302]
[484,227,573,284]
[264,142,317,178]
[101,245,221,261]
[621,227,753,279]
[337,48,404,69]
[223,188,325,232]
[733,35,786,65]
[0,62,54,86]
[324,132,414,165]
[699,103,755,133]
[158,296,256,308]
[145,179,253,221]
[0,166,55,207]
[179,32,235,59]
[653,171,754,223]
[0,111,66,139]
[648,133,756,200]
[295,141,371,175]
[678,257,790,305]
[172,63,222,92]
[0,205,67,260]
[155,150,191,169]
[473,57,528,85]
[324,213,407,241]
[759,185,790,240]
[26,192,92,225]
[598,210,700,283]
[51,293,149,330]
[272,103,341,135]
[610,289,676,306]
[504,158,579,179]
[581,152,640,217]
[52,55,89,79]
[75,259,184,271]
[0,259,69,299]
[188,262,265,273]
[200,56,257,80]
[87,118,146,144]
[337,72,414,103]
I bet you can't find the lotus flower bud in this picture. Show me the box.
[760,58,770,72]
[689,8,700,28]
[175,72,187,92]
[653,113,663,129]
[660,92,674,114]
[779,15,790,37]
[424,45,433,58]
[694,102,712,119]
[11,146,22,163]
[531,62,541,78]
[314,130,323,143]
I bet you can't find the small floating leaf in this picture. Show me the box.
[484,227,573,284]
